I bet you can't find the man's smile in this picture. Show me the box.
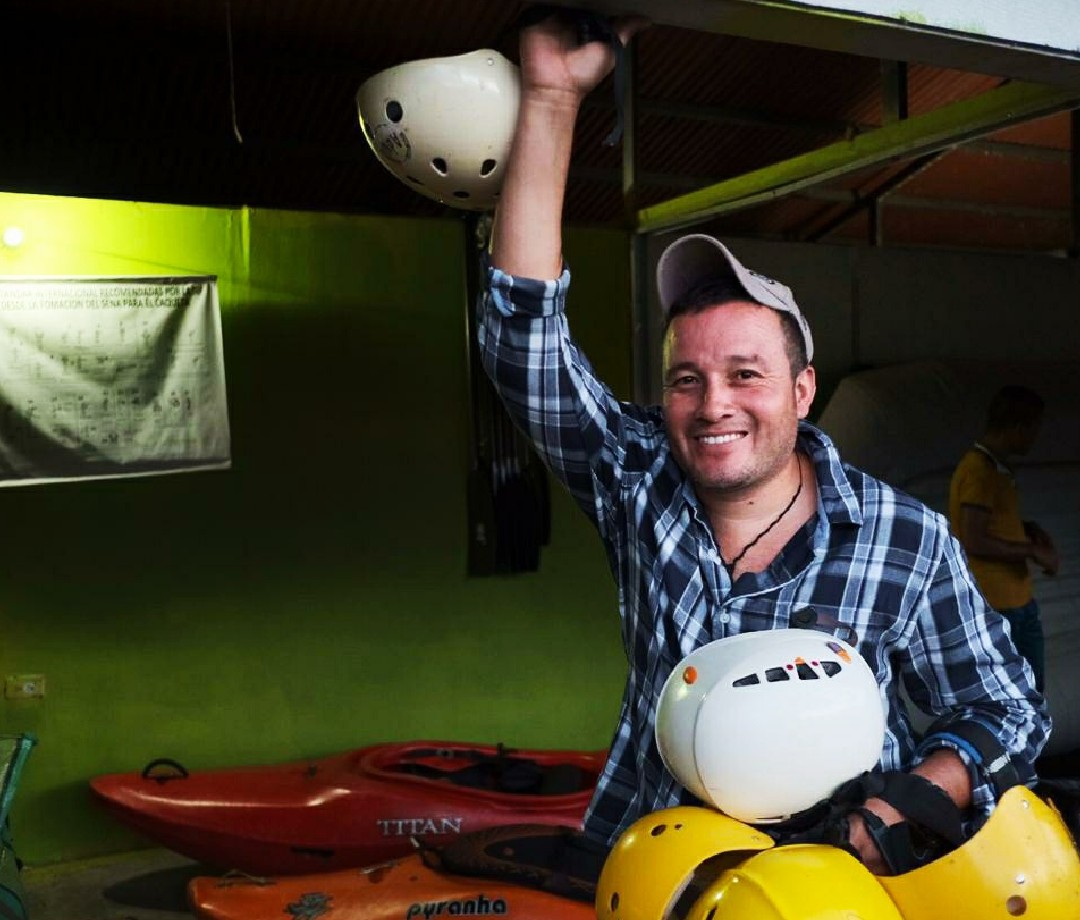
[698,432,746,446]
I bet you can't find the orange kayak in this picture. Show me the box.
[188,848,595,920]
[90,740,604,875]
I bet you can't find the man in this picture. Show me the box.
[477,11,1048,875]
[950,385,1059,692]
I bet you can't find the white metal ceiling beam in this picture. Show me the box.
[546,0,1080,89]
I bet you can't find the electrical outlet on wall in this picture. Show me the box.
[4,674,46,699]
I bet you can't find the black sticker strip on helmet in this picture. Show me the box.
[511,5,627,146]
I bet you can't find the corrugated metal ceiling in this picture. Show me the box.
[3,0,1077,253]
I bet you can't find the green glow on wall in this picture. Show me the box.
[0,195,244,296]
[0,191,631,866]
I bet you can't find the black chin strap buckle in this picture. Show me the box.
[855,807,945,875]
[856,771,967,874]
[762,770,968,874]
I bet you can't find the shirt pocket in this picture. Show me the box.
[733,596,863,649]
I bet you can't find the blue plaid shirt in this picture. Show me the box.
[479,264,1049,846]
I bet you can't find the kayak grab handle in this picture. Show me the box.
[141,758,190,783]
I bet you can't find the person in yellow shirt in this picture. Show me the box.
[950,385,1059,691]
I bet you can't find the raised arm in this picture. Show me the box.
[478,13,654,524]
[490,12,647,278]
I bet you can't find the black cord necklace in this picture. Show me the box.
[720,454,804,575]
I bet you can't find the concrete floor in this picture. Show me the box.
[21,849,212,920]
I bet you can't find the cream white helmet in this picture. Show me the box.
[356,49,520,211]
[655,629,886,824]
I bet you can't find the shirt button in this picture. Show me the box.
[718,612,731,624]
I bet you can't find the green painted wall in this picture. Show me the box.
[0,193,632,865]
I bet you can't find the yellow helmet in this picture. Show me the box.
[879,784,1080,919]
[687,844,904,920]
[595,806,773,920]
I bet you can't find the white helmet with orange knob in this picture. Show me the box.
[655,629,886,824]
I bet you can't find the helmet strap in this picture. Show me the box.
[761,770,967,874]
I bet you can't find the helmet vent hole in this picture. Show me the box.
[650,824,667,837]
[480,158,497,176]
[733,674,760,687]
[385,100,404,123]
[796,663,818,680]
[453,191,470,199]
[609,893,619,911]
[764,667,790,682]
[1006,895,1028,916]
[432,157,448,175]
[822,660,841,677]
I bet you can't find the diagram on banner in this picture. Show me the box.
[0,278,231,486]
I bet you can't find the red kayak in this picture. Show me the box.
[188,844,596,920]
[90,740,604,875]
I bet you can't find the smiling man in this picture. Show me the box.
[658,239,816,579]
[477,10,1048,879]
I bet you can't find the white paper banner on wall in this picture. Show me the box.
[0,276,231,487]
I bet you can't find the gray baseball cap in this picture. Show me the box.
[656,233,814,363]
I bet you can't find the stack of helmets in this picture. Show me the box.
[596,806,903,919]
[597,629,1080,919]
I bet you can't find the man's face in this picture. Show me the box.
[661,301,815,497]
